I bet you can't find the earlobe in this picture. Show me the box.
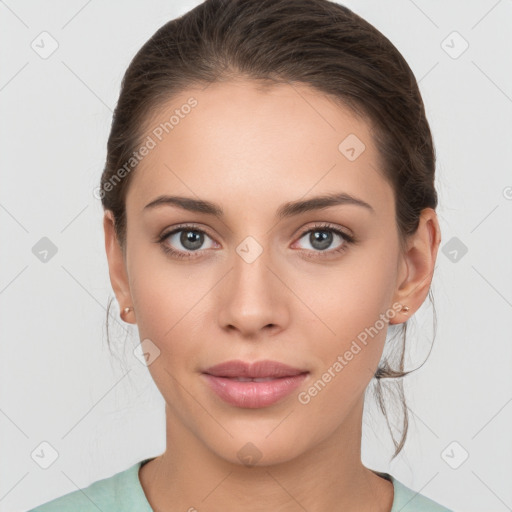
[389,208,441,325]
[103,210,136,324]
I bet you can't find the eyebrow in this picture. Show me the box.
[143,192,375,219]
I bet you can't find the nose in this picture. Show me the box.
[217,242,290,338]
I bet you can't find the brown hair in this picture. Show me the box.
[100,0,438,458]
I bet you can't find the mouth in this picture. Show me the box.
[220,376,294,382]
[203,359,308,379]
[201,359,309,408]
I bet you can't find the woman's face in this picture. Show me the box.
[106,78,419,465]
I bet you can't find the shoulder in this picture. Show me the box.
[389,474,453,512]
[25,459,153,512]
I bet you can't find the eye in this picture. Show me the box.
[157,224,217,259]
[293,223,355,258]
[156,222,356,261]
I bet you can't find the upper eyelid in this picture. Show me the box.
[161,223,216,241]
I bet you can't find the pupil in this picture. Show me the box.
[311,230,332,250]
[181,230,203,250]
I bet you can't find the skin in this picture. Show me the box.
[104,78,441,511]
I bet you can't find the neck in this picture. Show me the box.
[139,398,393,512]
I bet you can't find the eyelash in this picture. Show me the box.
[156,223,356,260]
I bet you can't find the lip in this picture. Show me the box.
[202,359,309,409]
[203,359,307,378]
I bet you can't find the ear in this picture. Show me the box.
[389,208,441,325]
[103,210,136,324]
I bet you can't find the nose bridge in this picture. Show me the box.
[234,236,273,293]
[218,234,287,335]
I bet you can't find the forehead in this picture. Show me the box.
[126,79,394,219]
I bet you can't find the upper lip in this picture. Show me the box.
[203,359,308,378]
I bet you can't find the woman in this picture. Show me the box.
[29,0,451,510]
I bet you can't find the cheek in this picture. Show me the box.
[126,251,209,407]
[126,245,223,387]
[297,246,398,392]
[297,283,392,420]
[302,250,397,342]
[127,240,202,337]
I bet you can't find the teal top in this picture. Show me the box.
[27,458,452,511]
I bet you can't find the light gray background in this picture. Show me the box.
[1,1,511,511]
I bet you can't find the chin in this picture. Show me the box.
[203,430,310,468]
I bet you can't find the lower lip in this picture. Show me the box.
[202,373,309,408]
